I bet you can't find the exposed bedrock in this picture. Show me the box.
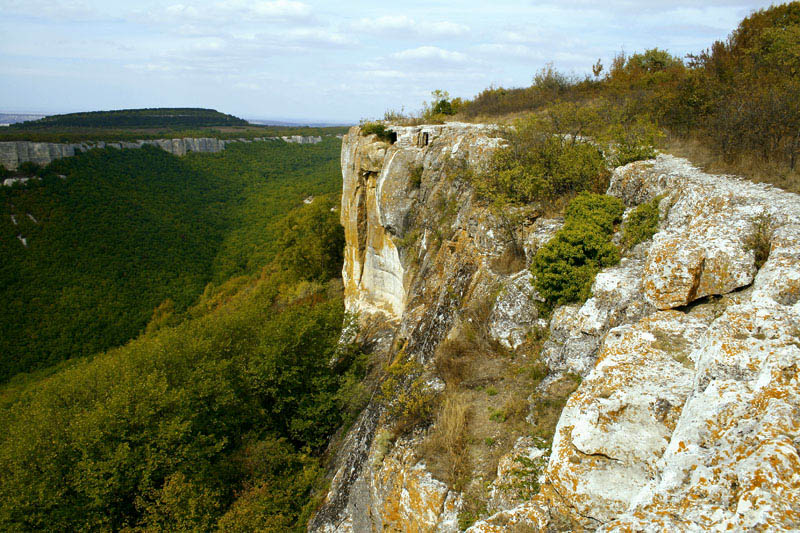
[0,135,324,171]
[313,123,800,532]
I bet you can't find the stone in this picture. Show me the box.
[609,154,800,310]
[486,436,548,513]
[601,300,800,531]
[488,271,538,350]
[547,311,709,523]
[314,135,800,532]
[542,251,654,376]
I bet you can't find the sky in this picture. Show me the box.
[0,0,782,123]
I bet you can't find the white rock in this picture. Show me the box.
[488,271,538,350]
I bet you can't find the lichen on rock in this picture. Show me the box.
[312,129,800,532]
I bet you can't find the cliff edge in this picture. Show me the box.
[0,135,324,171]
[311,124,800,532]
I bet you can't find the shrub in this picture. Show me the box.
[564,192,627,234]
[532,193,623,309]
[622,195,662,249]
[360,122,394,142]
[380,353,436,432]
[479,136,607,204]
[476,107,609,205]
[423,90,461,121]
[0,164,10,179]
[611,118,661,166]
[409,165,423,188]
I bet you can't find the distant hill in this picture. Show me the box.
[9,107,248,130]
[248,118,353,127]
[0,114,48,126]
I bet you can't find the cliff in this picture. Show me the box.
[310,124,800,531]
[0,135,324,171]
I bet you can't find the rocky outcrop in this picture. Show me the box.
[476,156,800,531]
[0,135,324,170]
[313,124,800,532]
[339,123,502,321]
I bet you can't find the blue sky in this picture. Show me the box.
[0,0,781,123]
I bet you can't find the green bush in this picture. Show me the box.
[360,122,394,142]
[610,118,661,166]
[380,353,436,432]
[409,165,423,188]
[622,195,662,249]
[532,193,623,309]
[565,192,627,234]
[479,134,607,204]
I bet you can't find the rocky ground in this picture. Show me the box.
[311,124,800,532]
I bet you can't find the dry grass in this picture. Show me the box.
[662,134,800,195]
[491,246,528,274]
[527,373,581,443]
[423,392,471,486]
[434,339,473,387]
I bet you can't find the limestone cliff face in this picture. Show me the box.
[0,135,324,170]
[312,124,800,532]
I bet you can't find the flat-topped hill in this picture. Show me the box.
[8,107,248,130]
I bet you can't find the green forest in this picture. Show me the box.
[0,108,348,143]
[0,137,343,382]
[8,108,248,130]
[0,136,361,531]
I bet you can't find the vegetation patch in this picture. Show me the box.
[380,352,437,433]
[622,195,663,249]
[457,480,490,530]
[360,122,395,143]
[0,214,365,531]
[422,392,470,486]
[409,164,424,189]
[474,107,609,206]
[743,213,775,269]
[0,139,343,380]
[532,193,624,310]
[8,107,247,129]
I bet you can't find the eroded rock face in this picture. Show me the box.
[548,310,709,523]
[537,156,800,531]
[542,248,655,377]
[488,271,539,350]
[0,136,324,170]
[314,123,514,532]
[611,156,800,310]
[316,130,800,532]
[339,123,503,322]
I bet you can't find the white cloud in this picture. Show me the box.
[2,0,99,20]
[155,0,313,25]
[350,16,470,38]
[237,0,311,19]
[392,46,469,64]
[473,43,543,60]
[283,28,357,47]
